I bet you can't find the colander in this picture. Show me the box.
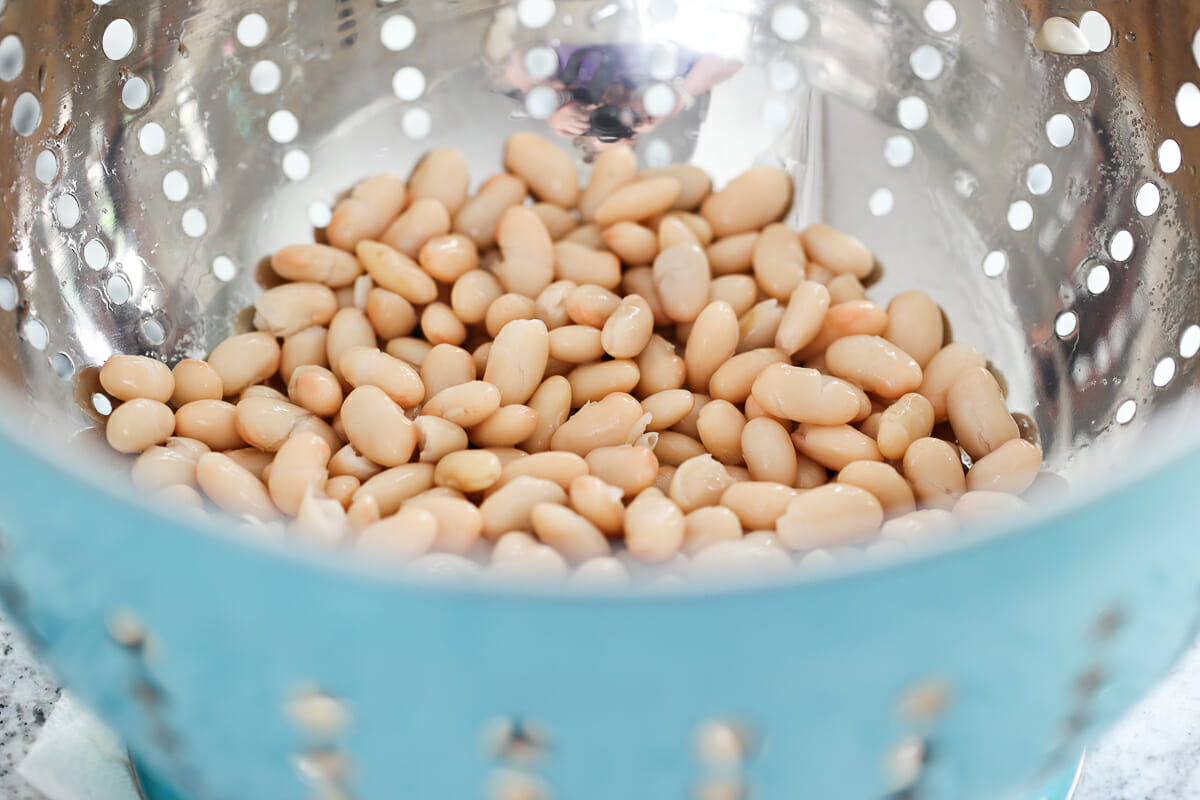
[0,0,1196,798]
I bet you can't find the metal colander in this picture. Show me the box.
[0,0,1198,798]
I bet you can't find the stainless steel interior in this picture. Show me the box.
[0,0,1197,496]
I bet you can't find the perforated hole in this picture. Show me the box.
[1159,139,1182,174]
[282,150,311,181]
[1026,163,1052,195]
[250,60,282,94]
[56,194,81,228]
[182,209,207,238]
[869,188,894,217]
[1195,29,1200,71]
[517,0,556,29]
[268,110,299,143]
[102,19,135,61]
[1153,357,1176,387]
[885,738,926,794]
[1115,400,1137,425]
[84,239,109,270]
[380,15,417,50]
[34,149,57,184]
[1086,264,1110,294]
[401,108,432,139]
[647,0,676,21]
[761,99,790,130]
[285,687,352,736]
[693,720,754,766]
[293,751,352,791]
[0,34,23,81]
[22,318,47,350]
[106,272,131,304]
[121,76,150,110]
[392,67,426,101]
[909,46,944,81]
[1177,83,1200,128]
[768,60,800,92]
[1064,69,1091,102]
[643,139,672,168]
[524,46,558,80]
[643,83,676,118]
[308,203,332,229]
[771,4,810,42]
[923,0,957,33]
[212,255,237,282]
[141,318,166,345]
[1135,183,1161,217]
[1007,200,1033,231]
[12,92,40,136]
[897,96,929,130]
[488,769,550,800]
[648,46,678,82]
[1055,311,1078,339]
[897,679,952,722]
[0,277,16,310]
[884,135,914,168]
[162,171,189,202]
[1046,114,1074,147]
[1109,230,1134,262]
[1181,325,1200,359]
[51,352,74,379]
[139,122,166,156]
[982,250,1007,278]
[91,393,113,416]
[1077,11,1111,53]
[237,13,269,48]
[952,169,978,198]
[524,86,558,119]
[481,717,552,765]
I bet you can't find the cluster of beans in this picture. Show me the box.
[98,134,1044,584]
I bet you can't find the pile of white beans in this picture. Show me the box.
[98,134,1044,585]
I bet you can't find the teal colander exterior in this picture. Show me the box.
[0,425,1194,799]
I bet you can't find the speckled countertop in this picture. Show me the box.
[1073,641,1200,800]
[0,616,1197,800]
[0,620,58,800]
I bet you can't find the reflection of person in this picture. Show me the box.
[494,32,741,158]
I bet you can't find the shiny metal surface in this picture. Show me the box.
[0,1,1198,798]
[0,0,1195,477]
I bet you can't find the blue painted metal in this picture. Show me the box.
[1015,755,1085,800]
[0,423,1195,800]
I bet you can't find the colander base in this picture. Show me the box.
[128,751,1087,800]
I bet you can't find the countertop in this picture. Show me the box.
[0,619,1197,800]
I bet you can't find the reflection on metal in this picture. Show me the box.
[484,9,743,160]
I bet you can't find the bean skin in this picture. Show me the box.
[700,165,793,237]
[776,484,883,550]
[579,145,636,222]
[340,386,418,467]
[505,132,580,208]
[408,147,470,215]
[946,367,1020,461]
[624,488,686,563]
[100,355,175,403]
[327,174,406,251]
[903,437,967,510]
[107,399,175,453]
[652,243,710,323]
[107,145,1032,577]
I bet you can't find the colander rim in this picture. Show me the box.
[2,385,1193,602]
